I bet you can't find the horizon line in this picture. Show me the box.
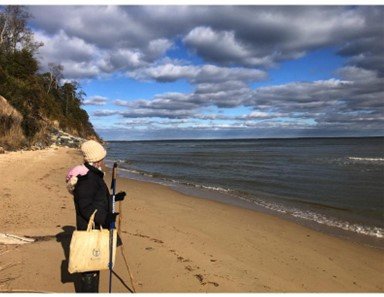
[103,135,384,142]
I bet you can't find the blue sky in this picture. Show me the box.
[23,5,384,140]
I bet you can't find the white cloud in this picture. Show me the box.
[83,95,108,106]
[30,6,383,79]
[184,26,260,66]
[128,63,198,82]
[93,109,121,116]
[247,111,276,119]
[25,6,384,136]
[145,38,173,60]
[97,66,383,132]
[128,62,266,83]
[35,30,100,76]
[104,49,145,71]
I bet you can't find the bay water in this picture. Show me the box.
[105,137,384,248]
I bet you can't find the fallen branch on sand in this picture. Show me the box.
[0,289,52,293]
[0,233,35,245]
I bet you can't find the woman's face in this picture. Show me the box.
[94,159,105,168]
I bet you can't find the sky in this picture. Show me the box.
[21,5,384,140]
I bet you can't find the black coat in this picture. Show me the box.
[73,163,110,230]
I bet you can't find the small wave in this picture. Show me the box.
[105,159,126,166]
[290,210,384,238]
[237,196,384,238]
[195,184,231,193]
[118,167,160,179]
[160,177,231,193]
[348,157,384,163]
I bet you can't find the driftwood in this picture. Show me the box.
[0,233,35,245]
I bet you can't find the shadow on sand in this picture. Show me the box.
[55,226,134,293]
[56,226,82,292]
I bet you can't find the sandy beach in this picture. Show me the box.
[0,147,383,293]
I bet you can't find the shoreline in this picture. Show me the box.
[0,147,383,292]
[106,160,384,250]
[171,183,384,250]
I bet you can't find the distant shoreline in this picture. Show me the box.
[105,135,384,143]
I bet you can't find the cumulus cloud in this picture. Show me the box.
[128,63,267,83]
[95,66,383,133]
[26,6,384,137]
[83,96,108,106]
[242,68,384,130]
[34,30,174,78]
[35,30,97,63]
[195,80,248,94]
[128,93,198,111]
[180,6,377,68]
[183,26,270,67]
[120,109,195,119]
[336,7,384,76]
[30,6,176,79]
[93,109,120,116]
[145,38,174,61]
[128,63,198,82]
[94,108,196,120]
[29,6,145,49]
[34,30,101,78]
[102,49,145,72]
[29,6,384,77]
[238,111,285,120]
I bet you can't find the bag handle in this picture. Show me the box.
[86,210,98,232]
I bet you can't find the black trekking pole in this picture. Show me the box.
[109,162,118,293]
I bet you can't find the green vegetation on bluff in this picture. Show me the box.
[0,6,100,150]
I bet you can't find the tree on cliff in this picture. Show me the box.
[0,5,100,150]
[45,63,64,94]
[0,6,42,53]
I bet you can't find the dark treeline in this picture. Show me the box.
[0,6,100,149]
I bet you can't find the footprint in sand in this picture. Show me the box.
[129,232,164,245]
[207,282,219,287]
[195,274,204,283]
[169,250,191,263]
[263,285,271,290]
[177,256,190,262]
[151,238,164,244]
[185,265,199,272]
[194,274,219,287]
[185,265,194,271]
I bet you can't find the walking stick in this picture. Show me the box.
[109,162,118,293]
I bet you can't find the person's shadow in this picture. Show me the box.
[56,226,82,292]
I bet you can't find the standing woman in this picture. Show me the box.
[72,140,121,292]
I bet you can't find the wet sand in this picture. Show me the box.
[0,147,383,292]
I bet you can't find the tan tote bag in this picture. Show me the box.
[68,210,117,274]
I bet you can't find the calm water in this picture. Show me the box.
[105,137,384,246]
